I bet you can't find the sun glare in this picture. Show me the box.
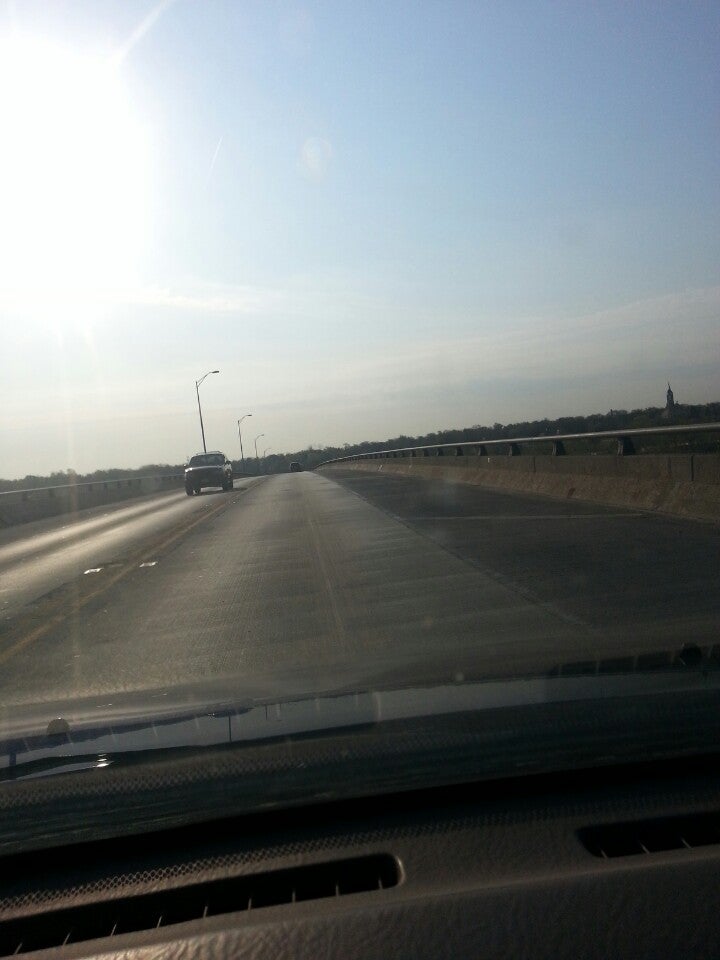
[0,36,150,306]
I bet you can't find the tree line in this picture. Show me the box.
[2,401,718,490]
[263,401,720,474]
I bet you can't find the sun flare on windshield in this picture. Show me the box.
[0,36,150,310]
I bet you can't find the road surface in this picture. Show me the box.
[0,470,718,711]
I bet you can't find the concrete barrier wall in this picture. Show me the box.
[0,475,185,527]
[321,453,720,523]
[378,452,719,482]
[0,471,261,528]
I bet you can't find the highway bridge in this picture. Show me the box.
[0,457,718,712]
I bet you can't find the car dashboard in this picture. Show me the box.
[1,751,720,959]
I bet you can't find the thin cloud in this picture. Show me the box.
[130,284,282,314]
[231,286,720,404]
[0,282,283,317]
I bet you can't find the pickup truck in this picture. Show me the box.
[184,451,234,494]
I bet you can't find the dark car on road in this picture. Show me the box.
[184,451,234,495]
[289,461,303,472]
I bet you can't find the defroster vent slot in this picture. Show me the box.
[0,853,400,956]
[579,812,720,858]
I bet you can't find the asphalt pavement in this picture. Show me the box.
[326,468,720,648]
[0,470,717,711]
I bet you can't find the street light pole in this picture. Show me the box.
[237,414,252,472]
[254,434,265,474]
[195,370,219,453]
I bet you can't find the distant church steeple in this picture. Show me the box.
[662,382,675,419]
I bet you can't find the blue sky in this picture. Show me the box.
[1,0,718,477]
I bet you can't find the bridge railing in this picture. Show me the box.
[317,423,720,466]
[0,474,184,500]
[0,474,189,528]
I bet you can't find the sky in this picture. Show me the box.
[1,0,718,478]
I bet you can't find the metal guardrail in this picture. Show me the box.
[318,423,720,466]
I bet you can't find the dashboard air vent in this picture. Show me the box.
[0,854,399,956]
[579,812,720,858]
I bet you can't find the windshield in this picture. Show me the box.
[189,454,225,467]
[0,1,719,838]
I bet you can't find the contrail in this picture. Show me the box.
[209,135,224,177]
[111,0,178,67]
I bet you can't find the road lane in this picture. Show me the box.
[1,469,717,713]
[0,480,262,621]
[325,468,720,649]
[0,472,599,709]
